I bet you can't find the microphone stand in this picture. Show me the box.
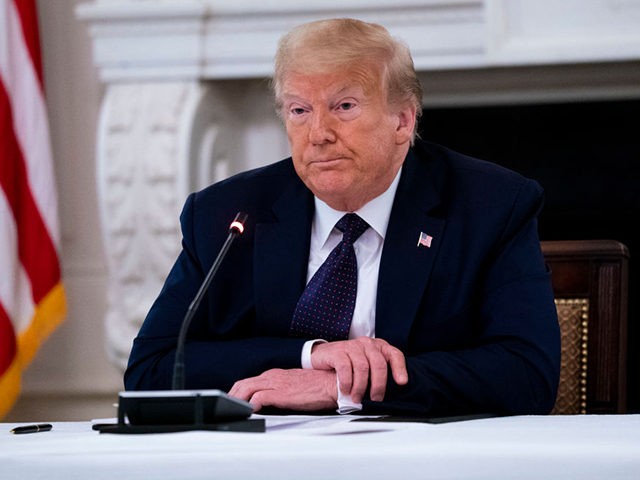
[95,212,265,434]
[172,212,247,390]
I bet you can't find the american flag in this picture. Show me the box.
[0,0,66,419]
[417,232,433,248]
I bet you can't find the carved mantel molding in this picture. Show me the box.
[76,0,640,369]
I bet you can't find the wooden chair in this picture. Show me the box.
[541,240,630,414]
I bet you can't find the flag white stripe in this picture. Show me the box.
[0,0,61,250]
[0,189,36,334]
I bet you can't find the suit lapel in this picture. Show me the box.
[376,150,445,350]
[253,178,314,335]
[252,148,446,344]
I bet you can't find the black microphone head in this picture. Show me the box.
[229,212,248,234]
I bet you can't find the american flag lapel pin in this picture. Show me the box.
[417,231,433,248]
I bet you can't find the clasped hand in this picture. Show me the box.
[229,337,408,411]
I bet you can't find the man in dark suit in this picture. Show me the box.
[124,18,560,416]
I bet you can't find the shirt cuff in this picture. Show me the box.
[301,339,362,414]
[336,377,363,414]
[301,339,327,369]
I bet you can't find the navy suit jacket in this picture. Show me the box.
[124,140,561,416]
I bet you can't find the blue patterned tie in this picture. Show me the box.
[290,213,370,341]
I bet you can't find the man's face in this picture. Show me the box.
[280,68,415,212]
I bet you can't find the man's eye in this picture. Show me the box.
[338,102,355,111]
[291,107,306,115]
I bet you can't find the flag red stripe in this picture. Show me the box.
[0,80,60,303]
[0,303,17,376]
[10,0,44,89]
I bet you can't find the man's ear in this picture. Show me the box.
[395,104,417,145]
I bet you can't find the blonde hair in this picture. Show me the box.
[272,18,423,140]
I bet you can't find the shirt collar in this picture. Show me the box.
[313,167,402,245]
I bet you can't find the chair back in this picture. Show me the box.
[542,240,630,414]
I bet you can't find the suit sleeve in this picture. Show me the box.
[364,180,561,416]
[124,193,307,392]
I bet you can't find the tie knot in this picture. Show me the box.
[335,213,369,245]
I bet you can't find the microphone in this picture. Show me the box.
[98,212,265,434]
[172,211,248,390]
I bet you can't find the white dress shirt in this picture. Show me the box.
[300,168,402,412]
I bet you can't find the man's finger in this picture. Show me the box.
[382,344,409,385]
[228,380,255,401]
[347,352,371,403]
[366,348,390,401]
[332,352,354,394]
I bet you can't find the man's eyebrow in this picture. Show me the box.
[281,93,306,102]
[282,85,363,102]
[333,84,364,96]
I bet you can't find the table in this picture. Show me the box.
[2,414,639,479]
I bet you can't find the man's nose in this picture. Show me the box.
[308,110,337,144]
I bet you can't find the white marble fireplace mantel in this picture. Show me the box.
[75,0,640,369]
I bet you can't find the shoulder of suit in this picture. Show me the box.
[195,158,298,196]
[413,139,539,190]
[220,157,296,185]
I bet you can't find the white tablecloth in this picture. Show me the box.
[2,414,639,479]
